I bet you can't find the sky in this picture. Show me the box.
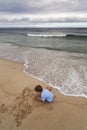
[0,0,87,27]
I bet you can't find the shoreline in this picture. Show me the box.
[23,57,87,99]
[0,58,87,130]
[24,66,87,99]
[3,57,87,99]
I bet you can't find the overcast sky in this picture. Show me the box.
[0,0,87,27]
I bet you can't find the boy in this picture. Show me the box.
[33,85,54,102]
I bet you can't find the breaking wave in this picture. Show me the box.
[27,33,87,38]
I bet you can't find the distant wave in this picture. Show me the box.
[27,33,66,38]
[27,33,87,38]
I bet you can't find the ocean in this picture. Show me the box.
[0,27,87,98]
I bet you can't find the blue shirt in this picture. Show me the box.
[41,89,54,102]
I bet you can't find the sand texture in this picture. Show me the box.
[0,59,87,130]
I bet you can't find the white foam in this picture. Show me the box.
[60,67,87,96]
[1,44,87,98]
[27,33,66,38]
[22,49,87,98]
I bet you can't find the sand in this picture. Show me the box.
[0,58,87,130]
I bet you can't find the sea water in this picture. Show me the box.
[0,27,87,98]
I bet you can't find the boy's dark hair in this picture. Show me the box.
[34,85,43,92]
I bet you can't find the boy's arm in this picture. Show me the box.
[33,94,42,102]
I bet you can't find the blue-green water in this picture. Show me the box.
[0,28,87,53]
[0,27,87,98]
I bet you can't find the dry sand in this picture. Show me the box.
[0,58,87,130]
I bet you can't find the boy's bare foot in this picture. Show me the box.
[47,86,52,91]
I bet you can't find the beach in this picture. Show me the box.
[0,27,87,98]
[0,58,87,130]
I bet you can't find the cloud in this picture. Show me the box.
[0,0,87,26]
[0,13,87,25]
[0,0,87,14]
[0,1,30,13]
